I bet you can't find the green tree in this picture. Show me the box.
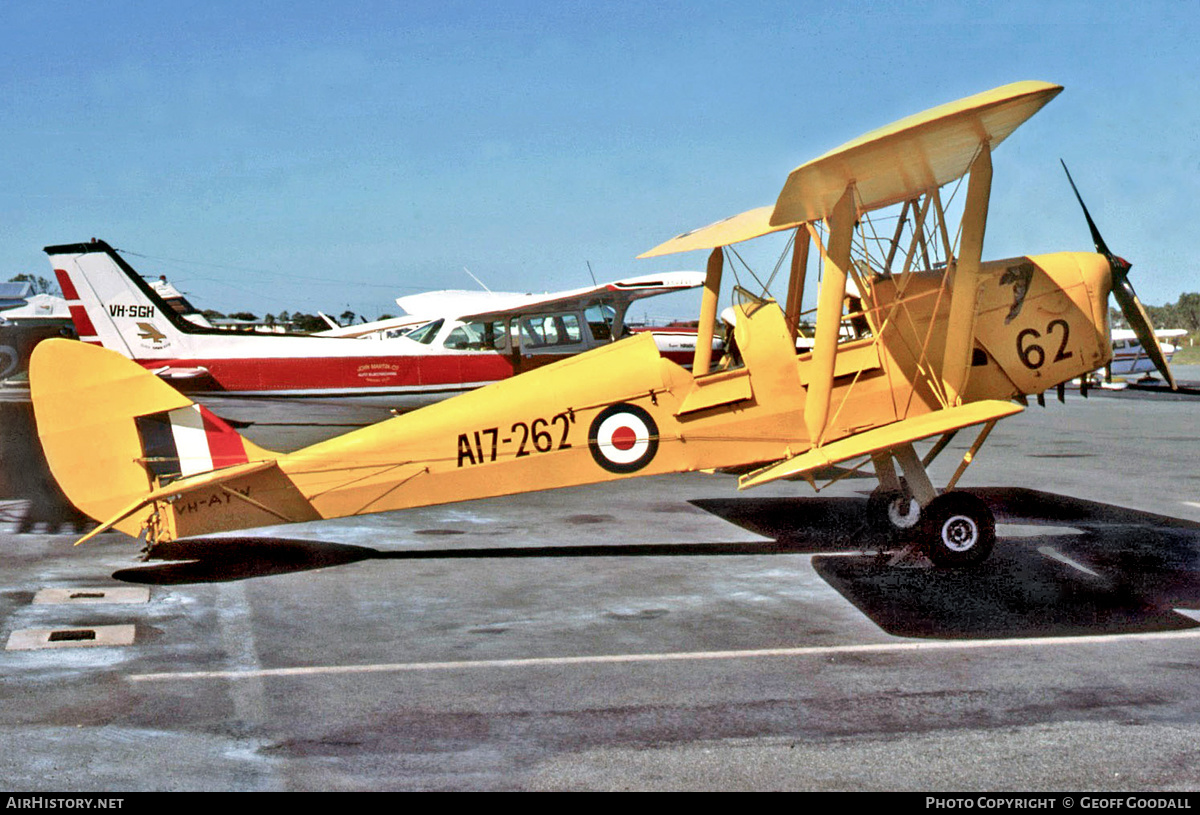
[1144,303,1176,329]
[8,273,58,296]
[289,313,328,333]
[1175,293,1200,333]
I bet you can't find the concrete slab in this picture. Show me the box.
[6,624,136,651]
[33,587,151,605]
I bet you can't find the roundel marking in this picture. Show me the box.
[588,403,659,473]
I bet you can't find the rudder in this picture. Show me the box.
[47,240,190,358]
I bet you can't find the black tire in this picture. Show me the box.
[921,491,995,568]
[868,482,921,536]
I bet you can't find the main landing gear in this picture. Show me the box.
[868,441,997,568]
[919,491,995,567]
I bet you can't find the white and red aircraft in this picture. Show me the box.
[49,240,704,406]
[1108,328,1186,379]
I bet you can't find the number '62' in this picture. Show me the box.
[1016,319,1073,370]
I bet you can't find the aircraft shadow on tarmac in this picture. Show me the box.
[694,487,1200,639]
[111,535,820,585]
[109,487,1200,641]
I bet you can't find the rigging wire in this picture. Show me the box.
[116,248,427,291]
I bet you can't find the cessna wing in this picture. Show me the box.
[448,272,705,324]
[312,313,429,338]
[289,273,705,340]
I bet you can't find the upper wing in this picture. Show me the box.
[640,81,1062,258]
[772,80,1062,224]
[638,206,804,259]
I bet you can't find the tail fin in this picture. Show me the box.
[30,338,277,538]
[46,240,195,357]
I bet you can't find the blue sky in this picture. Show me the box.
[2,1,1197,321]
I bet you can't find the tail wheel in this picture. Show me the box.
[921,491,995,568]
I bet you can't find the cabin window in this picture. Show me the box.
[559,314,583,343]
[404,319,443,345]
[520,313,585,349]
[443,327,472,350]
[443,320,507,351]
[585,304,616,340]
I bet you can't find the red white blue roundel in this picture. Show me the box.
[588,403,659,473]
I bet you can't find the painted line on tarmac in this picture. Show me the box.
[128,628,1200,683]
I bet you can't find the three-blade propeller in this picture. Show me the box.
[1061,161,1177,390]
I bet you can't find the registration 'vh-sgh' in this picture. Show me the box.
[31,81,1173,571]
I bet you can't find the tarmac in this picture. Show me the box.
[1,367,1199,791]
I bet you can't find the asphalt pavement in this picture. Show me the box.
[1,368,1198,791]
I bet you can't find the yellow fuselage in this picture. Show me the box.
[145,250,1111,541]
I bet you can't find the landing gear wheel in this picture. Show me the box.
[868,483,921,536]
[921,491,995,568]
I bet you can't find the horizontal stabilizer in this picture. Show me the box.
[738,400,1024,490]
[73,460,279,545]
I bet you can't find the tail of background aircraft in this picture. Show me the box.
[30,338,279,540]
[48,240,200,358]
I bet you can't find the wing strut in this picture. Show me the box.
[692,248,723,373]
[803,185,855,444]
[784,227,810,341]
[941,144,992,405]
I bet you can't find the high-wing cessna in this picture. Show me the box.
[31,80,1176,568]
[311,286,713,365]
[1106,328,1185,380]
[48,244,702,405]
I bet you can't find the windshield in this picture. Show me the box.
[402,319,444,345]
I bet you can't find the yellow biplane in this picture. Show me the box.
[30,80,1176,567]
